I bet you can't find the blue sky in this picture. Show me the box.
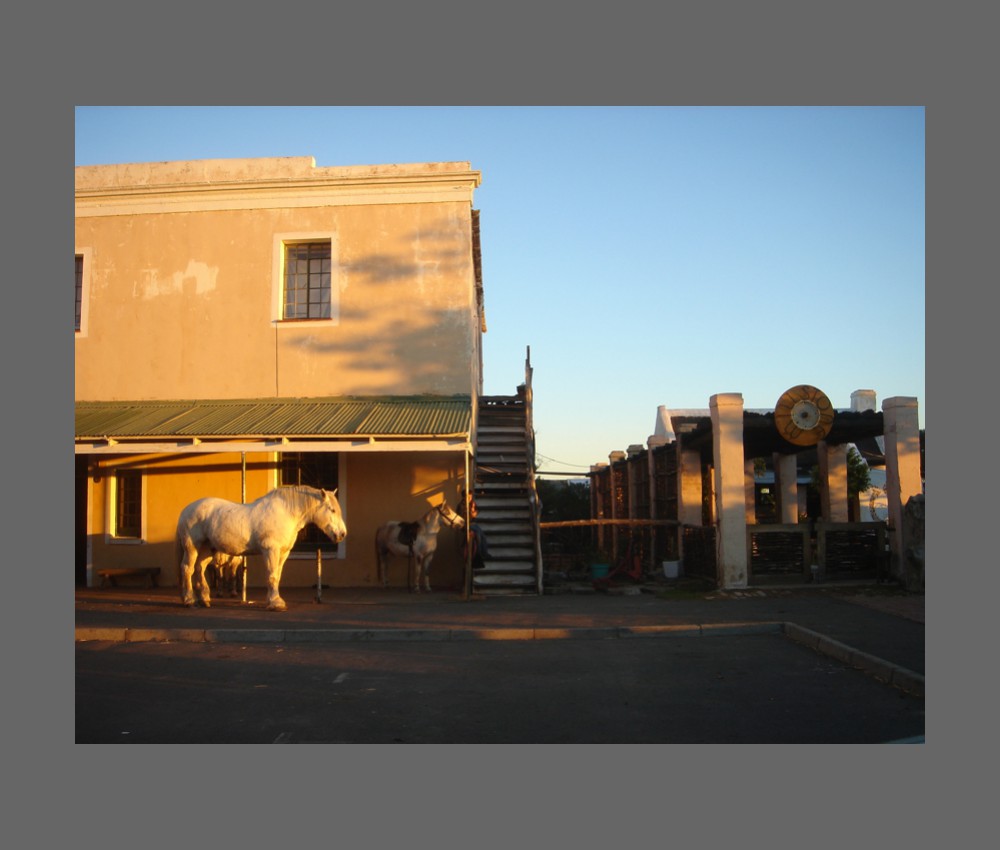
[75,106,924,475]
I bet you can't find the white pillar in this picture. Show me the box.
[818,441,850,522]
[851,389,877,413]
[773,452,799,524]
[883,397,922,579]
[711,393,748,588]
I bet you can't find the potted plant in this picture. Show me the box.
[586,546,612,581]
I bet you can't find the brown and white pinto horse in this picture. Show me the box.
[375,501,465,593]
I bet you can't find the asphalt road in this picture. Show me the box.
[76,633,925,744]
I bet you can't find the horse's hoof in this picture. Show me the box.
[267,599,287,612]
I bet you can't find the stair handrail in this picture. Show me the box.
[523,346,543,594]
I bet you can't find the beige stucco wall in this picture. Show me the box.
[83,449,470,591]
[76,158,482,591]
[75,158,483,400]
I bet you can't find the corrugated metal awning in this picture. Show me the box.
[75,396,473,454]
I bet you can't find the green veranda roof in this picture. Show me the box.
[76,396,472,441]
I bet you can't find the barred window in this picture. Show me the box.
[283,241,332,320]
[279,452,340,554]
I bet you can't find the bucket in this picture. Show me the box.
[662,560,680,580]
[591,562,610,580]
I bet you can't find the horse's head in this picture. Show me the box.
[437,500,466,530]
[317,489,348,543]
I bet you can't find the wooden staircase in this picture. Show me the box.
[471,391,543,595]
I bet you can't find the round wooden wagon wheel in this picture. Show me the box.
[774,384,835,446]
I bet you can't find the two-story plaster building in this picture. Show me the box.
[75,157,488,592]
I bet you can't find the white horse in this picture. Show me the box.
[375,501,465,593]
[176,485,347,611]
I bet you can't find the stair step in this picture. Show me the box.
[487,547,535,559]
[475,494,530,505]
[476,498,531,508]
[473,561,535,576]
[479,410,528,424]
[477,451,527,461]
[477,463,527,475]
[483,533,533,545]
[477,523,533,536]
[478,512,531,523]
[477,463,527,474]
[476,500,531,509]
[473,573,537,586]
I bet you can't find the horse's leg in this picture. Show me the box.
[236,559,247,598]
[195,547,213,607]
[375,534,387,589]
[410,552,420,594]
[422,551,434,593]
[179,539,198,607]
[221,558,234,597]
[264,548,288,611]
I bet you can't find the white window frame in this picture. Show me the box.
[272,232,340,326]
[105,466,146,544]
[75,246,92,337]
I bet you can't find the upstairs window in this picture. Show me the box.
[75,255,83,331]
[75,248,91,335]
[283,240,332,320]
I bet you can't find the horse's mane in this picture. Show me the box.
[270,485,326,511]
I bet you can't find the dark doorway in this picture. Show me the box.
[75,455,89,586]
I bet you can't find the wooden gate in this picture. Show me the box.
[747,524,811,584]
[747,521,888,584]
[682,525,716,582]
[816,521,887,581]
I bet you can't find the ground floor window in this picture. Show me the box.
[113,469,143,539]
[279,452,340,555]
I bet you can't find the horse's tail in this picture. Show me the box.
[174,512,186,587]
[175,503,197,588]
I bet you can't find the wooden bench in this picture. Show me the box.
[97,567,161,588]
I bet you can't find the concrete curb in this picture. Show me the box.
[74,621,924,698]
[75,622,783,645]
[782,623,925,698]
